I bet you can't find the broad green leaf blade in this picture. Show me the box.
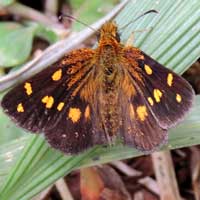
[0,22,22,37]
[23,21,59,44]
[0,107,25,145]
[0,136,28,186]
[0,22,58,68]
[35,24,59,44]
[0,24,37,67]
[0,0,200,199]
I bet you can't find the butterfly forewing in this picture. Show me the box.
[2,48,95,133]
[124,48,194,129]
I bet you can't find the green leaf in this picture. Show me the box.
[23,22,59,44]
[0,0,200,199]
[0,23,37,67]
[0,108,25,145]
[0,136,28,186]
[71,0,117,31]
[0,0,15,6]
[0,22,59,67]
[34,24,59,44]
[0,22,22,36]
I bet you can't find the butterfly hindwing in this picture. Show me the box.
[119,81,168,152]
[43,95,93,154]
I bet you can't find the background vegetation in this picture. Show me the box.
[0,0,199,199]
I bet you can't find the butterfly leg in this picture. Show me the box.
[125,32,135,46]
[125,28,153,47]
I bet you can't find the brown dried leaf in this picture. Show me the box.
[80,165,131,200]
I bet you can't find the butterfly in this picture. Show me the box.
[1,21,194,154]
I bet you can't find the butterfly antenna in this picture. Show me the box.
[120,9,159,30]
[59,14,98,33]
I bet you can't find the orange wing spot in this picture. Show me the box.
[144,64,152,75]
[57,102,65,111]
[42,95,54,108]
[84,105,90,120]
[136,105,148,121]
[147,97,154,106]
[167,73,173,87]
[24,82,32,95]
[68,107,81,123]
[176,93,182,103]
[153,89,163,103]
[129,104,135,120]
[17,103,24,112]
[52,69,62,81]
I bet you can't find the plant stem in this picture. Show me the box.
[6,2,62,28]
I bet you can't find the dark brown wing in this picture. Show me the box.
[2,48,94,132]
[124,47,194,129]
[43,94,107,154]
[119,78,168,152]
[1,48,107,154]
[118,47,194,152]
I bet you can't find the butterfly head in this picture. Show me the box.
[98,22,121,47]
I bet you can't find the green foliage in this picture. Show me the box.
[0,22,58,67]
[0,24,36,67]
[0,107,26,145]
[34,23,58,44]
[0,0,200,199]
[71,0,117,30]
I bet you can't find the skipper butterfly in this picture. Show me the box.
[1,21,194,154]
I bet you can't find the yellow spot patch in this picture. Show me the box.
[144,64,152,75]
[68,107,81,123]
[167,73,173,87]
[17,103,24,112]
[57,102,64,111]
[136,106,148,121]
[153,89,163,103]
[129,104,135,120]
[148,97,154,106]
[176,94,182,103]
[52,69,62,81]
[24,82,32,95]
[42,96,54,108]
[84,105,90,120]
[42,96,48,103]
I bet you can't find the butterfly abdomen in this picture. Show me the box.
[98,89,120,143]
